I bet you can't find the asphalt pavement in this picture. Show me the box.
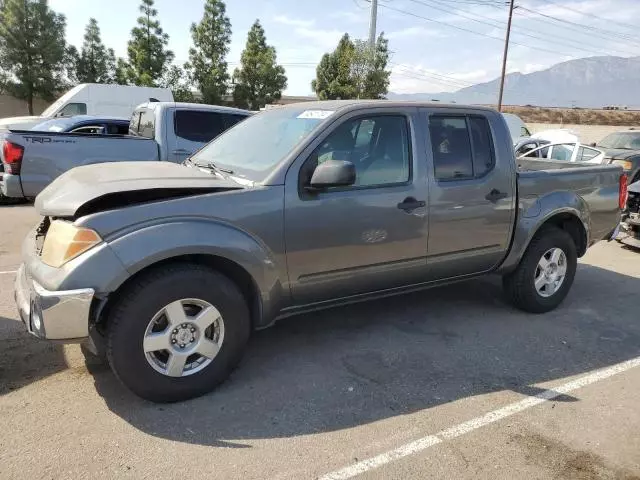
[0,204,639,480]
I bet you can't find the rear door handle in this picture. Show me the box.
[397,197,426,211]
[172,149,191,155]
[485,189,508,202]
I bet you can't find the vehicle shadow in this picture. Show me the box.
[88,263,640,448]
[0,316,68,395]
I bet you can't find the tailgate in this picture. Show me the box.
[0,131,26,198]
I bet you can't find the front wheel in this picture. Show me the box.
[503,227,577,313]
[106,264,250,402]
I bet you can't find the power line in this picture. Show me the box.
[405,0,640,57]
[515,6,640,47]
[419,0,640,49]
[378,2,606,58]
[391,62,475,89]
[392,70,469,90]
[536,0,640,32]
[425,0,507,4]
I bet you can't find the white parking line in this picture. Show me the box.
[0,270,17,275]
[319,356,640,480]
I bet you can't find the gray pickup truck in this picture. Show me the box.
[14,101,623,402]
[0,102,250,199]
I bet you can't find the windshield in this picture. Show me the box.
[41,85,84,117]
[190,106,333,181]
[598,132,640,150]
[30,117,76,132]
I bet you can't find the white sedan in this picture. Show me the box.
[517,141,604,164]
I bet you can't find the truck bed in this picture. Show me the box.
[516,157,623,243]
[0,130,159,199]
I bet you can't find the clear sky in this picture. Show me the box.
[48,0,640,96]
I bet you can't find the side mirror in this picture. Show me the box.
[308,160,356,190]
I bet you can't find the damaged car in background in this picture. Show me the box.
[619,179,640,249]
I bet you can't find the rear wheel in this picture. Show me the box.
[503,227,577,313]
[106,264,250,402]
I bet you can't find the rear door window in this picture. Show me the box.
[549,144,574,161]
[106,123,130,135]
[174,110,226,143]
[428,115,495,180]
[429,116,473,180]
[576,146,600,162]
[468,116,495,177]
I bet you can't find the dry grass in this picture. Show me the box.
[500,106,640,126]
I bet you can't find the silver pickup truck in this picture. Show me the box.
[13,101,624,402]
[0,102,250,199]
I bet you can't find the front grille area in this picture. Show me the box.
[35,217,50,255]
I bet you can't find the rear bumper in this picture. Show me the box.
[14,264,94,340]
[0,172,24,198]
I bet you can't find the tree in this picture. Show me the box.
[64,45,80,85]
[311,34,356,100]
[187,0,231,104]
[232,20,287,110]
[74,18,116,83]
[115,58,130,85]
[362,34,391,99]
[311,33,391,100]
[0,69,8,94]
[161,64,195,102]
[0,0,68,114]
[125,0,174,86]
[350,39,372,98]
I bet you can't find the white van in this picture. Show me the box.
[0,84,173,130]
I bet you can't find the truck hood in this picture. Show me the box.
[0,116,43,130]
[600,148,640,160]
[35,161,244,217]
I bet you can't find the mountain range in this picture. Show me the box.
[388,56,640,108]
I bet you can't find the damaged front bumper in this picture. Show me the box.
[14,264,94,340]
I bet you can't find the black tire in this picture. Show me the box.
[503,227,577,313]
[106,263,250,403]
[0,193,26,205]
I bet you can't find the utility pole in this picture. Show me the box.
[368,0,378,50]
[497,0,515,112]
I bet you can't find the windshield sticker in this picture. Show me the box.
[297,110,334,119]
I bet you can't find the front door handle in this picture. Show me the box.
[173,149,191,155]
[485,189,508,202]
[397,197,426,211]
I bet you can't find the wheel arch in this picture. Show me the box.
[99,254,263,328]
[498,202,589,274]
[535,211,588,256]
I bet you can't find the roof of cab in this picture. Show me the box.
[135,101,251,115]
[275,99,497,113]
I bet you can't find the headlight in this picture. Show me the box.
[41,220,102,268]
[612,160,633,171]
